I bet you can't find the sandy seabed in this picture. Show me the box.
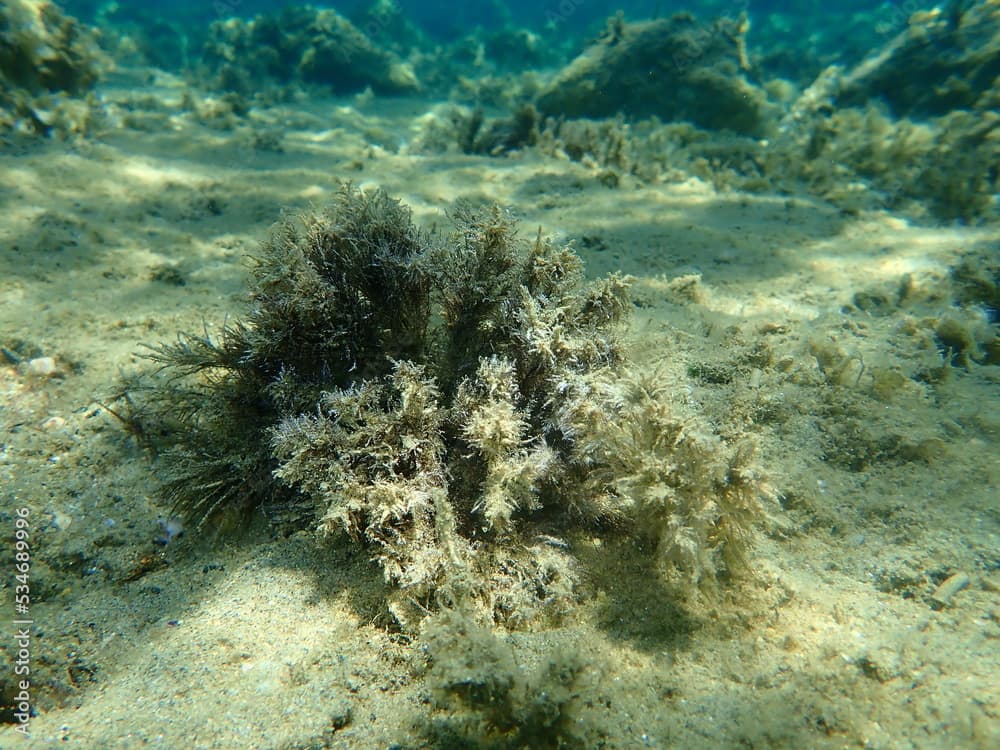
[0,76,998,749]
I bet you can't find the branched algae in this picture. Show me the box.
[134,183,765,625]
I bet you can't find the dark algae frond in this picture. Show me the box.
[135,182,767,625]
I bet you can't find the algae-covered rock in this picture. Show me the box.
[202,5,420,95]
[768,66,1000,223]
[837,0,1000,117]
[0,0,100,94]
[532,61,997,223]
[0,0,102,134]
[536,13,775,136]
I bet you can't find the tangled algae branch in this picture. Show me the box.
[135,183,766,625]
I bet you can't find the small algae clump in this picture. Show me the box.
[136,183,765,625]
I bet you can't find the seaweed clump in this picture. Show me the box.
[138,183,764,625]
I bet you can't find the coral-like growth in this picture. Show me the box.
[137,183,764,625]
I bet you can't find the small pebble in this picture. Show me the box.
[41,416,66,430]
[26,356,59,377]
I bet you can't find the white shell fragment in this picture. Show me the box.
[26,356,59,377]
[930,572,970,609]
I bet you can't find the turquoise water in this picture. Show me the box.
[58,0,912,64]
[50,0,984,116]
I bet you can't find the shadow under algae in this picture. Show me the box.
[128,182,766,627]
[417,608,608,749]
